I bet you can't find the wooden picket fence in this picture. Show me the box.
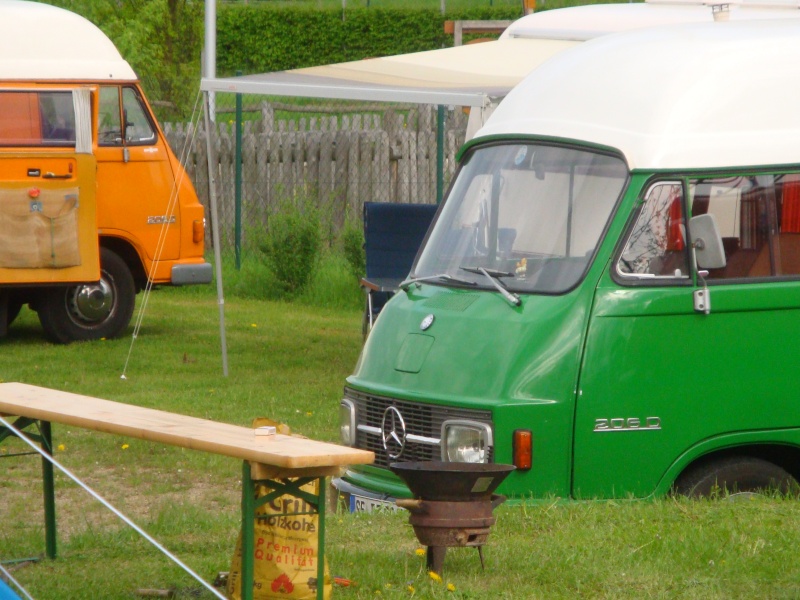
[163,101,468,249]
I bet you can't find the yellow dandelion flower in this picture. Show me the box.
[385,583,392,589]
[306,411,313,417]
[121,443,129,450]
[447,583,456,592]
[407,584,415,594]
[57,444,66,452]
[251,323,257,328]
[415,548,426,557]
[428,571,442,583]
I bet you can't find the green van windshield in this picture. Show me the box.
[414,143,628,294]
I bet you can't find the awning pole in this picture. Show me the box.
[436,105,445,204]
[235,71,243,270]
[203,91,229,377]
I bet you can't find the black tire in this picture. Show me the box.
[37,248,136,343]
[6,300,22,327]
[674,456,797,498]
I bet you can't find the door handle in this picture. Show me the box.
[42,172,71,179]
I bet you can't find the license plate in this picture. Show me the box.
[349,493,400,513]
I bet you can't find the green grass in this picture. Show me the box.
[3,258,800,599]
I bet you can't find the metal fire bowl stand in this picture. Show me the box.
[390,461,516,574]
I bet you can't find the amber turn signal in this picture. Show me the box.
[513,429,532,470]
[192,219,204,243]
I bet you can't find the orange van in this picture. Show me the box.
[0,1,210,343]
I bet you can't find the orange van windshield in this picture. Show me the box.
[0,91,76,147]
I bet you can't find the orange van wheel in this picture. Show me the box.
[37,248,136,344]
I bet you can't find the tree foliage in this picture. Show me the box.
[43,0,203,120]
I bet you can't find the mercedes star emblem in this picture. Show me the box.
[381,405,407,459]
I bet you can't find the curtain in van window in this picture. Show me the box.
[781,175,800,233]
[72,88,91,154]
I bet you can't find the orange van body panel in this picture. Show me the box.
[0,81,207,286]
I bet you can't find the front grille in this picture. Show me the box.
[345,387,493,468]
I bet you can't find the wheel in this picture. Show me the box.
[6,300,22,327]
[674,456,798,498]
[37,248,136,343]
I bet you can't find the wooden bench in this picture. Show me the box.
[0,382,374,600]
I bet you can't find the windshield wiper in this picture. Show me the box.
[399,274,477,291]
[460,266,521,307]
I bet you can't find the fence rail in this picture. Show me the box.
[163,100,468,249]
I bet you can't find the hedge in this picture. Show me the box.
[217,6,524,75]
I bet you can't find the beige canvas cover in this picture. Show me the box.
[201,37,579,108]
[0,187,81,268]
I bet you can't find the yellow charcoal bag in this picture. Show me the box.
[227,420,332,600]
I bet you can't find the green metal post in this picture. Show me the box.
[241,461,254,600]
[316,478,326,600]
[436,105,445,204]
[41,420,56,559]
[235,71,243,270]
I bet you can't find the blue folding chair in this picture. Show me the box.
[361,202,438,335]
[0,578,21,600]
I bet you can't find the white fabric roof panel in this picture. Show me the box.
[478,20,800,171]
[0,0,137,81]
[200,37,579,108]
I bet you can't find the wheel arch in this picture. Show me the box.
[656,433,800,496]
[100,236,147,292]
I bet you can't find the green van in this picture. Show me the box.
[336,19,800,508]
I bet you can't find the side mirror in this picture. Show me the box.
[689,214,726,270]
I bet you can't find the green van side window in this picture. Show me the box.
[691,174,800,280]
[617,182,689,280]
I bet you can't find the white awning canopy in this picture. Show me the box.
[200,37,579,108]
[200,0,800,110]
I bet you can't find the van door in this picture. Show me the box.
[0,88,99,287]
[573,181,695,498]
[574,173,800,499]
[94,85,180,264]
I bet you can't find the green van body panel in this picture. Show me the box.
[341,162,800,502]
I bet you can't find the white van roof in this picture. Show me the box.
[0,0,137,81]
[503,1,800,41]
[477,19,800,171]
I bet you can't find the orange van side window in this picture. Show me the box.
[99,85,156,147]
[0,91,75,147]
[99,86,123,146]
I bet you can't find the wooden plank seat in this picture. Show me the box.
[0,382,374,600]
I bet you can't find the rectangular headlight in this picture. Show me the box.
[340,398,356,446]
[442,419,493,463]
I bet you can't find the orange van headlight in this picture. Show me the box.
[193,219,205,244]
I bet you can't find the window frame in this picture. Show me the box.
[613,179,692,287]
[97,84,158,148]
